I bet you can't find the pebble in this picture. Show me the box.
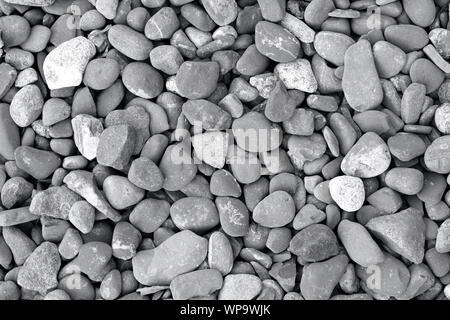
[14,146,60,180]
[255,21,300,63]
[132,230,207,285]
[387,133,426,162]
[274,59,318,93]
[128,157,163,192]
[170,269,223,300]
[208,231,234,276]
[202,0,237,26]
[43,37,96,90]
[281,13,315,44]
[170,197,219,233]
[300,254,348,300]
[385,168,424,195]
[424,136,450,174]
[366,208,425,264]
[410,58,444,94]
[329,176,365,212]
[0,176,32,210]
[337,220,384,267]
[129,198,170,234]
[341,132,391,178]
[103,175,145,210]
[218,274,262,300]
[72,242,112,281]
[144,7,179,40]
[175,61,220,99]
[289,224,339,263]
[2,226,36,265]
[108,24,153,61]
[215,197,249,237]
[253,191,295,228]
[342,40,383,112]
[314,31,354,66]
[373,41,406,78]
[69,201,95,234]
[356,254,410,298]
[384,24,428,53]
[402,0,435,28]
[9,84,43,127]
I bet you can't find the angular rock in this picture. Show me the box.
[366,208,425,264]
[17,242,60,294]
[274,59,317,93]
[63,170,122,222]
[71,114,103,161]
[175,61,220,99]
[96,125,136,171]
[30,186,81,220]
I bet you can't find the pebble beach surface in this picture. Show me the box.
[0,0,450,301]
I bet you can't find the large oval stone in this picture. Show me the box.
[253,191,295,228]
[342,39,383,112]
[132,230,208,286]
[255,21,300,63]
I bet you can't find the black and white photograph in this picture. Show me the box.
[0,0,448,316]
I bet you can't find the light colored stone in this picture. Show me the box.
[275,59,318,93]
[71,114,103,161]
[43,37,96,90]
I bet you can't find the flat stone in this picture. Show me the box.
[14,146,61,180]
[43,36,96,90]
[170,269,223,300]
[132,230,208,285]
[17,242,60,294]
[175,61,220,99]
[342,40,383,112]
[63,170,122,222]
[215,197,249,237]
[208,231,234,276]
[218,274,262,300]
[253,191,295,228]
[0,207,39,227]
[0,63,17,99]
[366,208,425,264]
[255,21,300,63]
[280,13,315,44]
[289,224,339,263]
[337,220,384,267]
[30,186,81,220]
[300,254,348,300]
[4,0,55,6]
[314,31,354,66]
[103,175,145,210]
[170,197,219,233]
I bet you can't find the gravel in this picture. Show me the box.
[0,0,450,302]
